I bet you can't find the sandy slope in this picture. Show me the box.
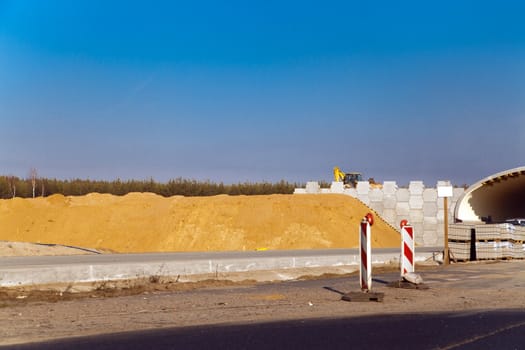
[0,193,399,254]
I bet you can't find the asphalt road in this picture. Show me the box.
[6,310,525,350]
[0,247,443,287]
[0,247,442,267]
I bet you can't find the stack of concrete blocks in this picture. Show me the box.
[294,181,323,194]
[449,223,525,260]
[409,181,426,245]
[295,180,464,247]
[397,181,462,246]
[415,182,460,246]
[422,185,438,246]
[381,182,398,226]
[330,181,345,194]
[355,181,371,206]
[305,181,320,194]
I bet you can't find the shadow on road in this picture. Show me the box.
[6,310,525,350]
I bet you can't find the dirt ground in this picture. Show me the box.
[1,260,525,346]
[0,241,102,257]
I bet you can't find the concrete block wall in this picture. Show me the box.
[295,181,464,247]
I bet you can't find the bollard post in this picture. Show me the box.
[360,217,372,291]
[386,220,427,289]
[400,220,415,277]
[342,213,384,301]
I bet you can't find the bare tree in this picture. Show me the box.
[7,175,16,198]
[29,168,37,198]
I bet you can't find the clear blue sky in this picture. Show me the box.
[1,0,524,186]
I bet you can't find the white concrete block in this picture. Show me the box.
[423,188,437,202]
[320,189,331,194]
[436,209,453,222]
[396,188,410,202]
[435,226,444,242]
[423,202,438,216]
[412,223,424,244]
[437,180,451,188]
[382,209,397,225]
[306,181,320,193]
[453,188,465,200]
[382,181,398,195]
[396,202,410,216]
[436,197,457,211]
[423,217,438,229]
[369,202,384,213]
[423,232,438,246]
[409,181,425,195]
[330,181,345,193]
[357,194,370,205]
[383,195,396,209]
[344,188,357,197]
[409,196,424,209]
[409,210,424,223]
[356,181,370,195]
[395,214,407,227]
[369,188,383,202]
[294,188,307,194]
[423,227,439,245]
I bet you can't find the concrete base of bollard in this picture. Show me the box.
[387,280,430,290]
[341,291,384,302]
[403,272,423,284]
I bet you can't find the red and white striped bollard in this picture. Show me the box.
[400,220,415,276]
[360,213,373,291]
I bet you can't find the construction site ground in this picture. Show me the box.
[1,193,524,346]
[2,260,525,346]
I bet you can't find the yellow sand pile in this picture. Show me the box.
[0,193,400,253]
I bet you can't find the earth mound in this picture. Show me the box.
[0,193,399,253]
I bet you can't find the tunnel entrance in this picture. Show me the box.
[455,167,525,224]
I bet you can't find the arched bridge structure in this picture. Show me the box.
[454,166,525,223]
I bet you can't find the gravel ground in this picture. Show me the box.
[1,260,525,346]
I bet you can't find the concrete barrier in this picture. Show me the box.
[0,249,441,288]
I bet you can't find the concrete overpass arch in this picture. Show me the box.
[454,166,525,223]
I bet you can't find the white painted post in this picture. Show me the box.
[438,183,453,265]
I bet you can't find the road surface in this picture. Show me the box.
[6,310,525,350]
[1,260,525,347]
[0,248,442,287]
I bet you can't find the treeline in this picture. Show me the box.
[0,176,315,199]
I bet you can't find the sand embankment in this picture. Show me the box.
[0,193,399,253]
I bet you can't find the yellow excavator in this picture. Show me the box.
[333,167,363,188]
[333,167,382,189]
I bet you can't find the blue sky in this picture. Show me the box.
[0,0,524,186]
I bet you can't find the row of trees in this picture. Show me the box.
[0,175,314,199]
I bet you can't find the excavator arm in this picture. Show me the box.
[333,167,346,182]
